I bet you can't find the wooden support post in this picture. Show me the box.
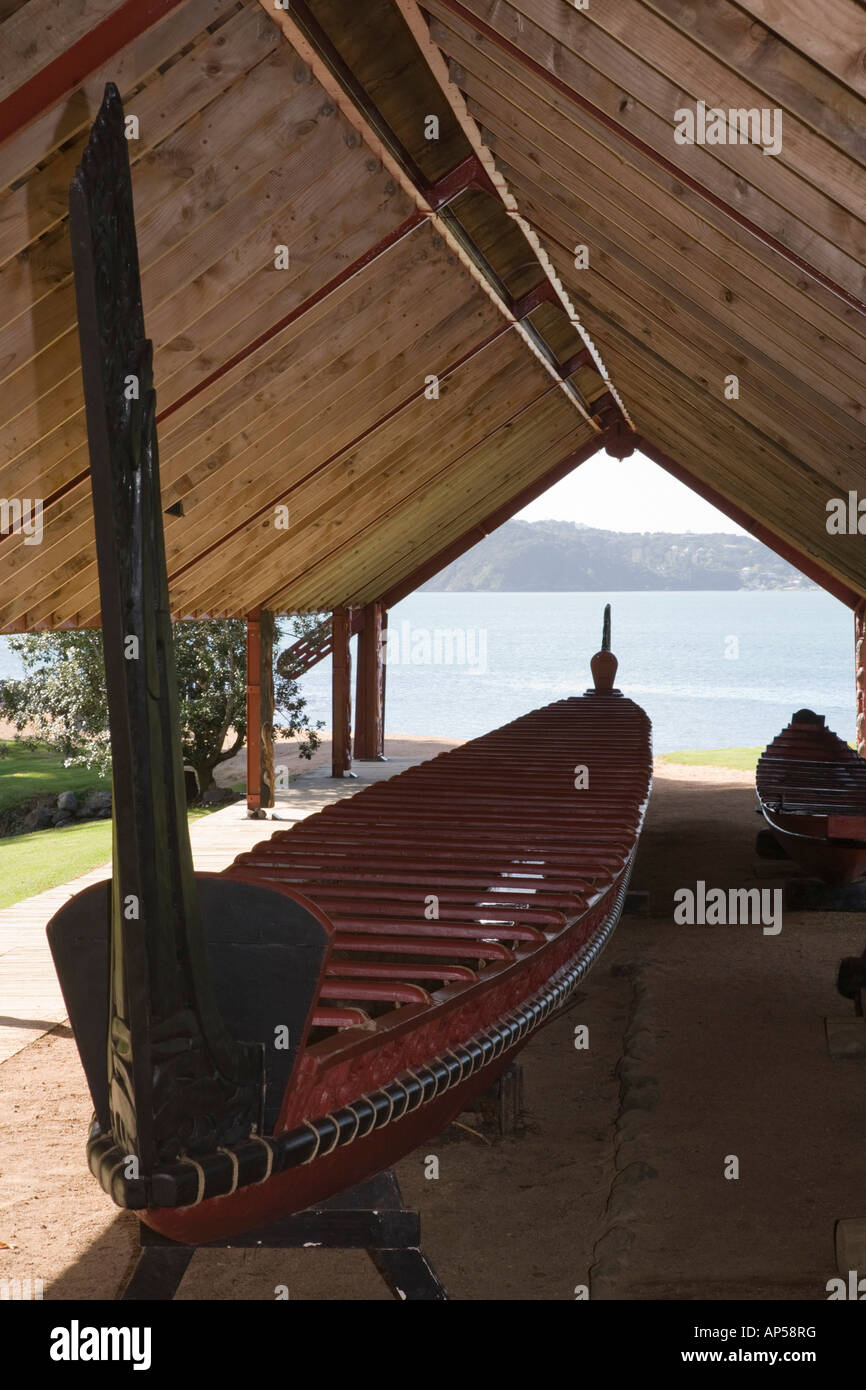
[259,611,276,809]
[354,602,387,760]
[246,614,262,816]
[247,611,276,813]
[332,606,353,778]
[856,600,866,759]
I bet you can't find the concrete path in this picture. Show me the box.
[0,756,427,1064]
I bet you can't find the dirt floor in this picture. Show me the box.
[1,760,864,1301]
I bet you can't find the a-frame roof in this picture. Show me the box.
[1,0,864,626]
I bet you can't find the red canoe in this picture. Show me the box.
[51,689,651,1243]
[757,710,866,884]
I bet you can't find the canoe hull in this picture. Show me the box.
[760,806,866,885]
[141,864,631,1242]
[757,712,866,885]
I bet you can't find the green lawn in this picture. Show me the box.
[0,739,110,813]
[0,808,213,911]
[660,746,762,772]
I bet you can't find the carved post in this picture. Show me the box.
[69,85,261,1172]
[354,601,387,760]
[856,599,866,759]
[332,606,353,777]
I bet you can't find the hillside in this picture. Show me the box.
[421,521,814,592]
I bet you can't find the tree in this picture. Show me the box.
[0,619,323,796]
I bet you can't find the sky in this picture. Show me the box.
[516,450,745,534]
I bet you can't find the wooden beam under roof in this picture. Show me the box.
[257,0,601,432]
[0,0,189,146]
[394,0,632,431]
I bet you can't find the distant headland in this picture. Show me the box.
[421,520,815,593]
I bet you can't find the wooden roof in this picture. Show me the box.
[1,0,864,626]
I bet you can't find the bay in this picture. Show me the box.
[0,590,856,754]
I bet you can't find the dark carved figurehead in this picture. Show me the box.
[68,85,262,1175]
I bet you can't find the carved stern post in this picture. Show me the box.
[68,86,263,1194]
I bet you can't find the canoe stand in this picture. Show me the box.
[122,1170,445,1302]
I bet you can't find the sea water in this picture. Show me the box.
[0,590,855,755]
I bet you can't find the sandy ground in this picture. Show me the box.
[1,761,864,1301]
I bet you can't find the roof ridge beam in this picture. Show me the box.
[394,0,633,431]
[258,0,600,432]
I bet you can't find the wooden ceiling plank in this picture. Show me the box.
[223,395,582,614]
[633,398,866,599]
[541,242,866,473]
[170,339,550,610]
[494,154,866,435]
[8,319,527,628]
[258,0,599,432]
[0,138,372,461]
[0,258,496,628]
[286,419,584,609]
[507,0,866,214]
[585,313,866,538]
[390,0,631,430]
[0,0,237,191]
[0,0,128,104]
[158,238,473,481]
[160,299,505,572]
[463,80,866,414]
[284,402,585,611]
[0,51,361,403]
[423,0,866,309]
[733,0,866,96]
[495,146,866,425]
[574,292,862,497]
[421,8,866,348]
[1,22,315,333]
[638,0,866,158]
[172,348,557,613]
[0,168,413,492]
[156,223,451,465]
[0,4,275,269]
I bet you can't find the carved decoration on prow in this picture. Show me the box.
[590,603,619,693]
